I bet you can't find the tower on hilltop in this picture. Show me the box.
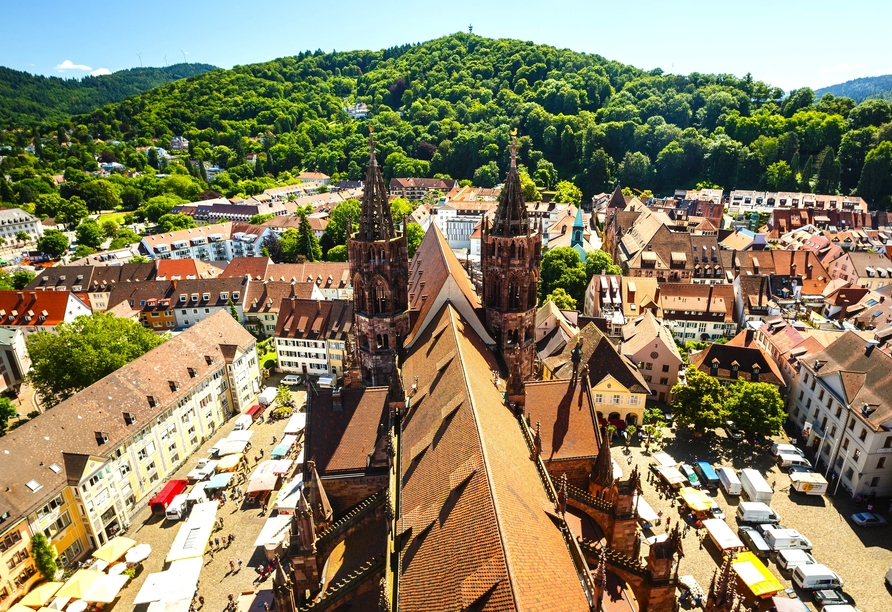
[348,127,410,387]
[481,134,542,397]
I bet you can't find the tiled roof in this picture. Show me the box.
[620,310,682,363]
[106,277,249,311]
[220,257,273,279]
[265,262,350,290]
[307,387,388,474]
[0,311,254,525]
[399,303,590,610]
[690,341,785,387]
[524,379,599,461]
[274,298,352,341]
[155,258,200,279]
[29,265,97,290]
[0,290,86,326]
[244,281,316,314]
[658,283,736,322]
[545,323,649,394]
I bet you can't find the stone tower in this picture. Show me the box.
[481,135,542,390]
[348,128,410,386]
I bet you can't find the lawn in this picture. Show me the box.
[97,212,128,224]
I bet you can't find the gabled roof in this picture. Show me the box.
[307,387,388,475]
[244,281,317,314]
[690,340,785,387]
[220,257,273,279]
[265,262,351,290]
[399,303,590,611]
[0,290,86,326]
[620,310,682,363]
[545,323,650,393]
[405,224,489,347]
[524,379,600,461]
[275,298,352,341]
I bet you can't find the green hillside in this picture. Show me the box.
[0,63,217,125]
[816,74,892,103]
[3,33,892,217]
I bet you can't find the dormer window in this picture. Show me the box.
[187,367,196,378]
[169,381,179,392]
[191,293,199,302]
[147,396,157,407]
[123,412,136,425]
[204,355,214,365]
[220,292,229,301]
[202,293,210,301]
[95,432,109,445]
[232,292,240,300]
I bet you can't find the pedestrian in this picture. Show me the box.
[198,596,205,607]
[272,436,277,445]
[229,533,235,544]
[666,516,671,528]
[699,536,703,550]
[222,492,227,503]
[260,449,264,458]
[208,549,214,561]
[230,560,235,572]
[220,517,224,528]
[237,559,243,570]
[214,537,220,549]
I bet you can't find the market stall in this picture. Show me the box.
[19,583,63,608]
[283,413,306,436]
[132,558,203,605]
[273,475,304,515]
[91,536,136,563]
[252,515,293,560]
[56,571,104,600]
[732,551,783,599]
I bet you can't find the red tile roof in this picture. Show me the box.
[524,379,599,461]
[155,258,199,279]
[308,387,388,474]
[0,290,84,326]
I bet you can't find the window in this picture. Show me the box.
[660,377,669,385]
[885,436,892,449]
[870,476,880,488]
[594,394,603,404]
[853,449,861,461]
[844,467,854,481]
[0,531,22,552]
[628,396,640,406]
[662,364,670,373]
[645,363,653,370]
[644,375,652,383]
[878,457,886,469]
[44,511,71,539]
[835,406,842,418]
[848,419,855,431]
[6,549,28,569]
[37,495,65,519]
[842,438,849,450]
[610,395,621,404]
[119,462,131,478]
[859,428,867,441]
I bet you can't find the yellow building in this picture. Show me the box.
[0,312,260,611]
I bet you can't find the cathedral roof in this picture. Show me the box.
[307,386,389,475]
[524,378,600,461]
[398,303,590,611]
[357,130,396,242]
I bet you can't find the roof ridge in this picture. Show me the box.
[444,305,521,610]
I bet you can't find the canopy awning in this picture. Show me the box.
[678,487,712,512]
[20,582,64,607]
[165,520,213,563]
[216,454,243,472]
[227,430,253,442]
[56,571,105,600]
[246,475,279,494]
[274,476,304,514]
[81,574,129,603]
[92,536,136,563]
[283,413,306,436]
[133,558,203,605]
[270,459,293,475]
[205,473,234,490]
[250,461,279,480]
[147,600,192,612]
[252,515,293,548]
[214,439,248,457]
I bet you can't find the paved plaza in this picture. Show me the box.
[113,382,307,612]
[631,425,892,612]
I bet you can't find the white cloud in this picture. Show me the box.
[90,68,112,76]
[821,62,866,74]
[55,59,92,72]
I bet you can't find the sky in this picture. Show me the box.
[3,0,891,92]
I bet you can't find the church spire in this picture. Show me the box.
[358,126,395,241]
[490,133,530,237]
[590,431,614,490]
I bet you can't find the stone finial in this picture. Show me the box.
[532,420,542,459]
[556,472,568,515]
[377,577,390,611]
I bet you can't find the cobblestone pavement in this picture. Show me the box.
[627,425,892,612]
[113,380,307,612]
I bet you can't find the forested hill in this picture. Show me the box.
[815,74,892,103]
[0,63,217,125]
[9,34,892,209]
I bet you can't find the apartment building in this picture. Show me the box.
[139,223,270,261]
[619,311,683,403]
[273,298,353,377]
[788,332,892,498]
[826,251,892,291]
[0,209,43,244]
[0,290,92,338]
[0,312,259,610]
[389,177,457,201]
[242,280,322,338]
[658,283,737,342]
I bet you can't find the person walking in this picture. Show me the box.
[272,436,277,445]
[214,537,220,549]
[198,596,205,608]
[229,560,235,573]
[237,559,243,571]
[208,549,214,561]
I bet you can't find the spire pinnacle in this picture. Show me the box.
[509,131,517,170]
[490,130,529,237]
[369,125,377,167]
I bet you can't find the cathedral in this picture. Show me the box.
[279,132,684,611]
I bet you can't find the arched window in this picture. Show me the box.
[510,242,517,259]
[508,279,521,309]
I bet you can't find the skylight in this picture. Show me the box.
[26,480,42,492]
[49,464,62,474]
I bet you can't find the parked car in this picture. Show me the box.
[708,500,724,520]
[776,549,818,571]
[724,421,745,441]
[771,443,805,457]
[756,523,787,537]
[851,512,887,527]
[282,374,302,386]
[812,590,850,607]
[738,525,771,558]
[679,464,702,489]
[789,465,815,473]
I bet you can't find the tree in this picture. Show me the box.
[390,198,414,223]
[74,245,97,259]
[229,298,239,321]
[100,219,119,239]
[814,147,840,194]
[12,270,35,290]
[552,180,582,206]
[765,161,795,191]
[519,172,542,201]
[297,212,322,261]
[262,233,283,262]
[406,222,424,258]
[670,366,728,429]
[26,313,165,407]
[858,142,892,207]
[0,396,16,435]
[129,255,151,264]
[617,151,653,189]
[55,196,89,228]
[15,231,29,243]
[30,533,58,581]
[584,250,621,277]
[79,179,121,212]
[545,288,576,310]
[274,384,291,406]
[540,247,581,300]
[156,214,196,233]
[473,161,500,188]
[323,199,361,246]
[326,244,347,262]
[37,230,68,259]
[76,219,105,249]
[279,228,301,263]
[248,213,275,225]
[726,381,785,437]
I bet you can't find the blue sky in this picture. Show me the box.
[3,0,890,92]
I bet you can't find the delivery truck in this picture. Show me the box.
[790,472,828,495]
[739,468,773,504]
[149,479,189,515]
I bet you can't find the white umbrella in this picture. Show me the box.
[66,601,87,612]
[107,564,127,576]
[125,544,152,564]
[48,597,69,611]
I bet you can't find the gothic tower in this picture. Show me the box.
[481,135,542,392]
[348,128,410,386]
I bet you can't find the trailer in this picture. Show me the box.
[739,468,773,504]
[732,551,783,599]
[149,479,189,515]
[790,472,828,496]
[678,487,713,519]
[703,518,745,553]
[258,388,277,406]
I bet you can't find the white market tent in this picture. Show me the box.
[146,600,192,612]
[252,515,293,550]
[81,574,129,603]
[273,475,303,515]
[133,558,203,605]
[214,439,249,457]
[227,430,254,442]
[249,461,279,480]
[165,521,213,563]
[283,413,306,436]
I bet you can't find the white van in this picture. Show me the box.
[165,493,190,521]
[317,374,336,388]
[233,414,253,431]
[776,549,817,571]
[736,501,780,525]
[792,564,843,590]
[187,482,208,505]
[771,443,805,457]
[763,527,813,551]
[778,453,812,471]
[717,467,742,496]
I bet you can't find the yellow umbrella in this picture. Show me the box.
[81,575,128,603]
[56,571,104,599]
[20,583,64,607]
[37,607,57,612]
[91,536,136,563]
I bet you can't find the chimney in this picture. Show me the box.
[332,388,342,411]
[172,279,177,291]
[866,339,880,357]
[759,276,765,305]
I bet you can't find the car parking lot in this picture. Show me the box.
[631,426,892,611]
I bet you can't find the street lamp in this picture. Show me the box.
[832,447,850,497]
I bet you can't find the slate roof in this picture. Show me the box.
[0,311,254,525]
[398,303,590,611]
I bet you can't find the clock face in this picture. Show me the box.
[650,351,659,359]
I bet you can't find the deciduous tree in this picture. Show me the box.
[37,229,68,258]
[30,533,58,581]
[726,381,785,437]
[670,366,728,429]
[545,288,576,310]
